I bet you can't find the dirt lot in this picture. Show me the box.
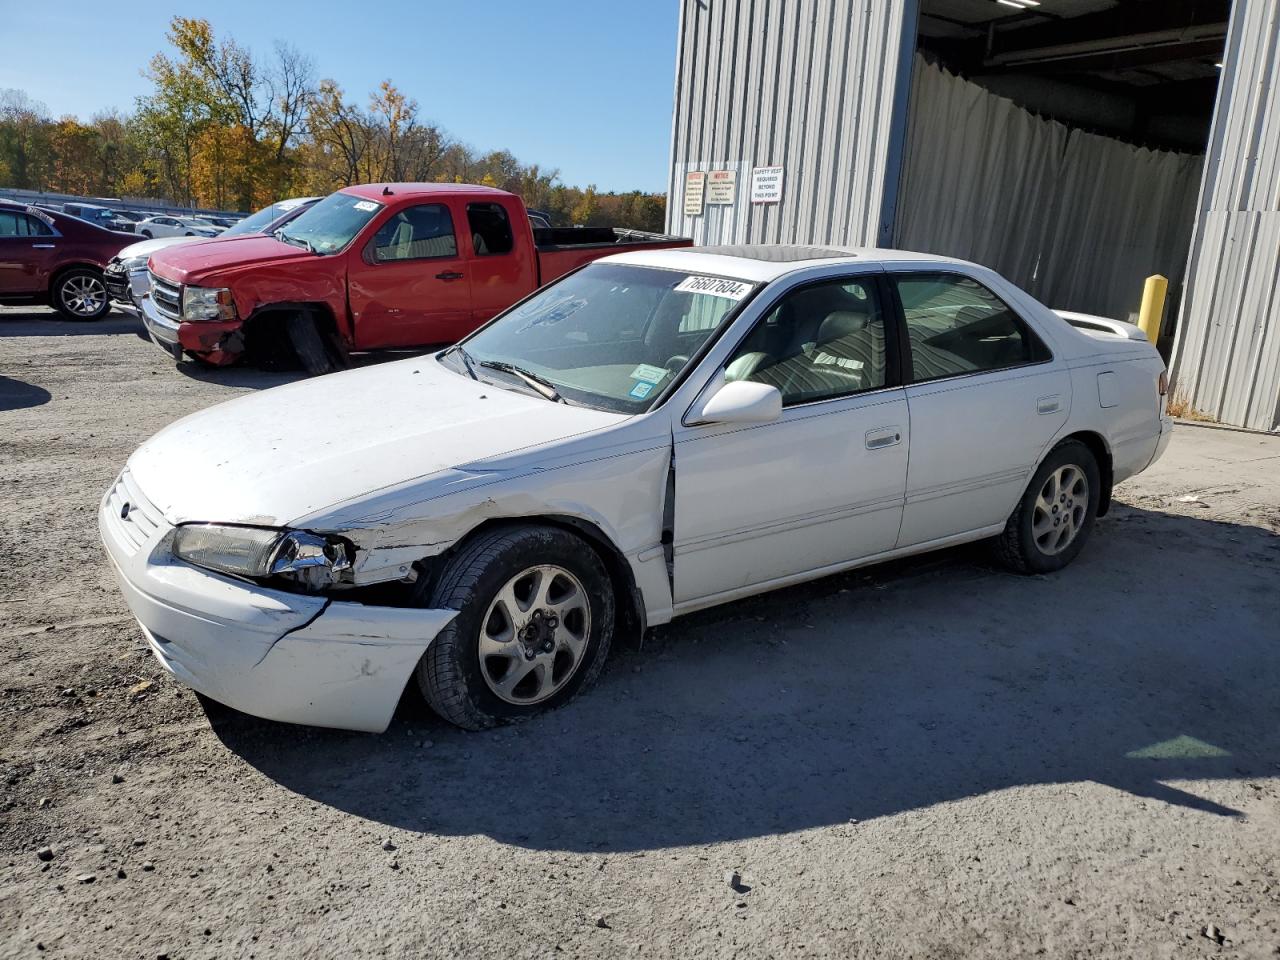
[2,305,1278,959]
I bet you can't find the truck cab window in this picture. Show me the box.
[371,204,458,262]
[467,203,514,256]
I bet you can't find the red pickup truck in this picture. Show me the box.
[141,183,691,372]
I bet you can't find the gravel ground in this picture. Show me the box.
[2,305,1279,960]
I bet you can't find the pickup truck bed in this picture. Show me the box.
[534,227,690,285]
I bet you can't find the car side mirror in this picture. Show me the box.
[687,377,782,426]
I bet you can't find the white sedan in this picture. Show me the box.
[135,215,221,239]
[100,247,1171,732]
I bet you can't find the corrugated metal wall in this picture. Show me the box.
[1172,0,1280,431]
[666,0,917,247]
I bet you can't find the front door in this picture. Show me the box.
[348,200,473,349]
[890,270,1071,546]
[0,210,57,296]
[671,274,910,606]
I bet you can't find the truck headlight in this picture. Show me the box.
[172,524,352,591]
[182,286,237,322]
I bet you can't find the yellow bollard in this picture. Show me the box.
[1138,275,1168,344]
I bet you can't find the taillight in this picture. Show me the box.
[1158,371,1168,396]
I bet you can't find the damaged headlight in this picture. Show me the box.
[171,524,352,591]
[119,255,149,274]
[182,285,237,322]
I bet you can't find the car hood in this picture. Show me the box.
[118,236,205,261]
[148,234,312,285]
[126,357,628,527]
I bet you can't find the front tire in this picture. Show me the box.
[415,525,615,730]
[285,310,347,376]
[52,268,110,321]
[995,439,1100,574]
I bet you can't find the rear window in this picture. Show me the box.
[467,202,514,256]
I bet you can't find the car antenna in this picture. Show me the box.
[382,186,393,196]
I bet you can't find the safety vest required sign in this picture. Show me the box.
[750,165,784,204]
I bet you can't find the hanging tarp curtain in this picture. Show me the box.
[896,56,1203,322]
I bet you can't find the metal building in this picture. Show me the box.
[667,0,1280,431]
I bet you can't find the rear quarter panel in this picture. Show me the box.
[1062,350,1166,484]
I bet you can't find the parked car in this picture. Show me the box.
[141,183,691,371]
[102,246,1171,733]
[62,201,135,233]
[104,197,321,313]
[0,200,132,319]
[135,215,221,239]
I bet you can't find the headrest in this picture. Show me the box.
[818,309,868,342]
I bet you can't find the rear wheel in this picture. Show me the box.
[52,269,110,321]
[414,525,615,730]
[995,439,1100,574]
[140,230,152,238]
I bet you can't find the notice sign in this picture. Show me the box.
[750,165,784,204]
[707,169,737,205]
[684,172,706,216]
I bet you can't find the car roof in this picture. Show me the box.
[341,182,514,201]
[602,245,968,283]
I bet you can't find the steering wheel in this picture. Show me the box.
[664,354,690,373]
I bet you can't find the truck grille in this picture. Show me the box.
[103,470,166,557]
[149,271,182,321]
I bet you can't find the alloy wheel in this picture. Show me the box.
[60,275,107,317]
[1033,464,1089,555]
[478,564,591,705]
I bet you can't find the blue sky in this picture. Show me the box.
[0,0,680,192]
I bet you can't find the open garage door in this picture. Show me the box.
[897,0,1228,335]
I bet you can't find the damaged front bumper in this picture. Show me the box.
[139,293,245,365]
[99,473,456,733]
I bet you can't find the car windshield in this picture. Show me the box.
[451,262,758,413]
[224,201,304,237]
[273,191,383,255]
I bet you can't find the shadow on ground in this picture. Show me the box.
[0,376,52,411]
[210,502,1280,852]
[0,308,143,339]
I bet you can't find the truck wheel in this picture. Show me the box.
[285,311,347,376]
[414,525,615,730]
[995,439,1100,574]
[52,269,111,321]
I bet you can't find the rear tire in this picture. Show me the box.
[414,525,615,730]
[140,230,152,238]
[285,310,347,376]
[52,268,111,321]
[995,439,1100,574]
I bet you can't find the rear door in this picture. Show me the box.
[891,270,1070,547]
[0,211,57,295]
[464,199,538,324]
[348,199,474,349]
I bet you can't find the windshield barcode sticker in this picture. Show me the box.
[674,276,752,301]
[352,200,380,212]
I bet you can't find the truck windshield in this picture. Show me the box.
[452,262,758,413]
[274,192,383,255]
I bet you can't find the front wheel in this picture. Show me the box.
[414,525,615,730]
[52,269,110,321]
[140,230,152,238]
[995,439,1100,574]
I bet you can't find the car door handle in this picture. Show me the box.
[435,271,464,281]
[32,243,55,249]
[1037,395,1062,415]
[865,427,903,450]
